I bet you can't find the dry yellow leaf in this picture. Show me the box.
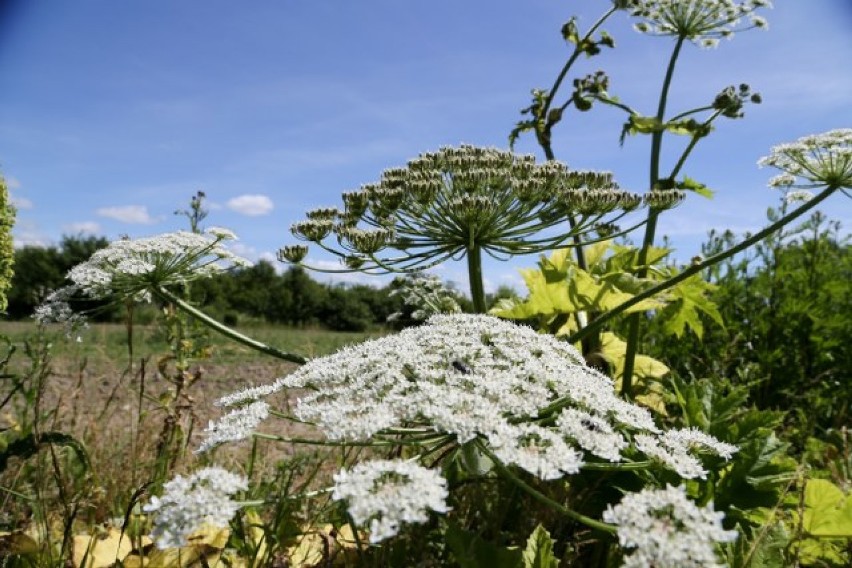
[72,528,133,568]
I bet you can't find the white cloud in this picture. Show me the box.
[10,196,33,210]
[63,221,101,235]
[97,205,157,224]
[226,194,274,216]
[5,177,21,190]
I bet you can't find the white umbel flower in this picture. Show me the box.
[758,128,852,189]
[212,315,733,482]
[332,460,449,543]
[197,401,270,453]
[66,229,249,302]
[143,467,248,549]
[626,0,772,46]
[603,485,737,567]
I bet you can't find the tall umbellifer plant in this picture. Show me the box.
[0,172,15,312]
[280,145,684,313]
[510,0,772,394]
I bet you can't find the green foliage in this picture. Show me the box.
[445,520,522,568]
[522,524,559,568]
[0,173,15,313]
[642,210,851,439]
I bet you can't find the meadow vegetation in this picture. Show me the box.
[2,1,851,567]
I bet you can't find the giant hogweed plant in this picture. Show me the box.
[510,0,770,397]
[32,135,852,566]
[28,9,852,568]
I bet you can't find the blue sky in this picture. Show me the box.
[1,0,850,292]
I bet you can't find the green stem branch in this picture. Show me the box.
[153,285,307,364]
[477,440,616,534]
[568,184,839,345]
[622,34,686,396]
[467,244,487,313]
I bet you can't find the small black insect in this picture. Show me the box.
[452,359,472,374]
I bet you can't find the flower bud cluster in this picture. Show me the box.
[643,189,686,210]
[387,272,461,322]
[758,128,852,189]
[284,145,644,272]
[626,0,772,47]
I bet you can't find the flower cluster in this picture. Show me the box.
[386,272,461,323]
[758,128,852,190]
[283,145,647,274]
[211,315,733,481]
[144,467,248,549]
[603,485,737,567]
[332,460,449,543]
[197,400,270,453]
[32,286,89,340]
[626,0,771,48]
[55,228,248,307]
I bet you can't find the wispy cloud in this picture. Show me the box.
[227,194,274,216]
[97,205,157,224]
[63,221,101,235]
[11,196,33,210]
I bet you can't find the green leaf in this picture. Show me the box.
[522,525,559,568]
[678,176,715,199]
[445,520,522,568]
[660,272,723,339]
[600,332,669,381]
[802,479,852,538]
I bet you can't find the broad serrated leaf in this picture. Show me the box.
[522,525,559,568]
[802,479,852,538]
[661,273,723,339]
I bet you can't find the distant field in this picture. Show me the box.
[0,320,382,376]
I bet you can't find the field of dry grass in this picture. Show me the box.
[0,321,380,542]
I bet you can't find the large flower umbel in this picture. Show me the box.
[281,145,651,274]
[210,315,734,481]
[66,228,249,302]
[626,0,771,48]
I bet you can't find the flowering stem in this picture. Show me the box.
[622,34,686,396]
[467,244,487,313]
[568,184,839,345]
[153,285,308,364]
[476,440,616,534]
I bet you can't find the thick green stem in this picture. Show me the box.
[477,440,616,534]
[153,286,307,364]
[568,184,839,345]
[467,244,487,314]
[622,35,686,396]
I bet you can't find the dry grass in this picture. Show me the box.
[0,321,380,535]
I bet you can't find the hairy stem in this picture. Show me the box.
[477,440,616,534]
[622,34,686,396]
[467,244,487,313]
